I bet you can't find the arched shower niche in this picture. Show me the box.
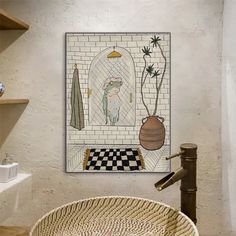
[88,46,136,126]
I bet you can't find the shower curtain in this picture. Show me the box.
[70,67,85,130]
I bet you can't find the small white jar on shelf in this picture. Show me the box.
[0,154,18,183]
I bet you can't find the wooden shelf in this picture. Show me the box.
[0,9,29,30]
[0,99,29,105]
[0,226,29,236]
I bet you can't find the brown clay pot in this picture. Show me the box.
[139,116,165,150]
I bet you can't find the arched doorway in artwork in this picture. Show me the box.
[88,46,136,126]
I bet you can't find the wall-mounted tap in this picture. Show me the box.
[155,143,197,224]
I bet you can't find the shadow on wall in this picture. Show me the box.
[0,31,25,53]
[0,104,27,149]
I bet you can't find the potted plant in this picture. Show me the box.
[139,35,167,150]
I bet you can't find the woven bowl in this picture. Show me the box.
[30,196,199,236]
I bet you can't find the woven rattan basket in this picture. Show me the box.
[30,196,199,236]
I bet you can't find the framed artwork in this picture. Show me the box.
[65,32,171,173]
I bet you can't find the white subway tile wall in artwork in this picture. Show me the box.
[66,33,170,146]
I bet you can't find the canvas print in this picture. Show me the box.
[65,33,171,172]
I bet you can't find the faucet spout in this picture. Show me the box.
[155,168,187,191]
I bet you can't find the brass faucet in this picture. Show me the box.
[155,143,197,224]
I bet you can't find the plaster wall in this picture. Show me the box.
[0,0,223,235]
[222,0,236,235]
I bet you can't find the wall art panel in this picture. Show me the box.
[65,32,171,173]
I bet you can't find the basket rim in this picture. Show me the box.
[30,195,199,236]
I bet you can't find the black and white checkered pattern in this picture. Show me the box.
[85,148,144,171]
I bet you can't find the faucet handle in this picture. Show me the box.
[166,151,185,160]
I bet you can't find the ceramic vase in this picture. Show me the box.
[139,116,165,150]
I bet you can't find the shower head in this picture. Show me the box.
[107,46,122,58]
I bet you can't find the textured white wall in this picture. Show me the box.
[0,0,223,235]
[222,0,236,235]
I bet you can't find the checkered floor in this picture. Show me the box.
[83,148,144,171]
[66,144,170,172]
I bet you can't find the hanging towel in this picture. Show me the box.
[70,66,85,130]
